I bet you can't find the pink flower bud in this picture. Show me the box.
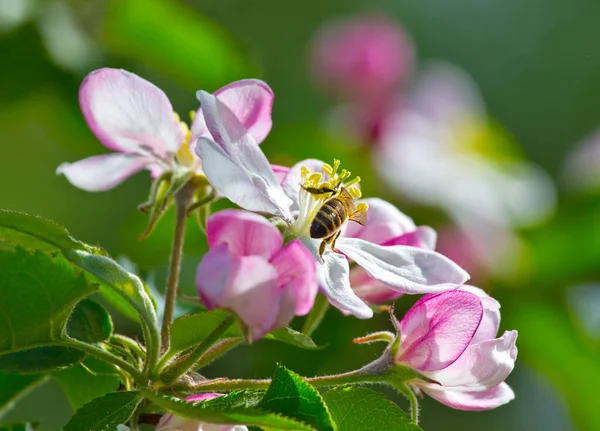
[395,287,518,410]
[196,210,318,341]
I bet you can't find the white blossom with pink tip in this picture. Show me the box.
[194,88,469,319]
[395,286,518,411]
[57,68,273,191]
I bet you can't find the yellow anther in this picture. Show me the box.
[348,186,362,198]
[322,163,333,176]
[300,166,310,178]
[189,110,196,122]
[173,112,181,122]
[356,202,368,213]
[332,159,341,175]
[308,172,323,184]
[345,176,361,188]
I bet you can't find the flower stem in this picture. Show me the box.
[160,182,195,353]
[190,369,384,392]
[394,383,419,424]
[301,293,329,336]
[160,315,236,383]
[62,337,146,386]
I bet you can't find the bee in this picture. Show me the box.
[303,184,367,258]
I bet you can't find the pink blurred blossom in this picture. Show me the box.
[395,287,518,411]
[196,210,318,341]
[309,14,413,101]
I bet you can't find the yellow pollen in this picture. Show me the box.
[321,163,333,176]
[189,110,196,122]
[307,172,323,184]
[348,186,362,198]
[356,202,369,213]
[300,166,311,178]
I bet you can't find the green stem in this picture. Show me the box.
[160,316,236,383]
[395,383,419,424]
[161,183,195,353]
[111,334,146,359]
[190,369,382,392]
[62,338,146,386]
[301,293,329,336]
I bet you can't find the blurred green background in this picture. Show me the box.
[2,0,600,429]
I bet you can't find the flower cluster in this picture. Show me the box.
[58,68,518,424]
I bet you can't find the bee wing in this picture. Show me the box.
[349,210,367,226]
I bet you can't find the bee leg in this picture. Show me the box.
[318,239,327,261]
[330,230,342,251]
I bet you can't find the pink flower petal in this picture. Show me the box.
[349,266,402,304]
[343,198,416,244]
[191,79,274,145]
[206,210,283,260]
[382,226,437,250]
[271,164,290,184]
[425,330,518,390]
[421,382,515,411]
[196,244,280,340]
[335,238,470,295]
[79,68,184,156]
[270,239,318,315]
[458,285,501,344]
[56,153,151,191]
[397,290,483,372]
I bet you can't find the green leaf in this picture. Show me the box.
[105,0,249,90]
[0,210,100,255]
[53,357,121,411]
[67,299,113,343]
[266,328,319,350]
[0,210,147,323]
[62,391,142,431]
[0,372,47,415]
[0,298,114,373]
[323,387,422,431]
[143,391,315,430]
[0,347,85,374]
[0,423,39,431]
[169,310,319,357]
[168,310,244,354]
[259,365,335,431]
[0,247,96,355]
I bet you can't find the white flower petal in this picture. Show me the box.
[301,237,373,318]
[56,153,150,191]
[336,237,469,294]
[195,90,292,219]
[196,137,291,219]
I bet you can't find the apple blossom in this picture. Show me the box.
[309,14,413,144]
[394,286,518,411]
[57,68,273,192]
[375,62,555,234]
[194,88,469,319]
[562,126,600,192]
[156,393,248,431]
[309,14,413,102]
[196,209,318,341]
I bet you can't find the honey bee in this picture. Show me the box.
[303,184,367,258]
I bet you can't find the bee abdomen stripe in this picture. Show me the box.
[323,201,345,226]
